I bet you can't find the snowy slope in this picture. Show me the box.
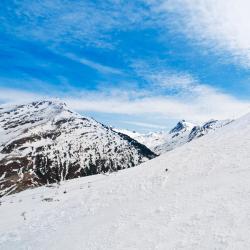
[116,119,232,154]
[0,101,156,197]
[0,112,250,249]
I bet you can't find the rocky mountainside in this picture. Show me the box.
[0,100,156,197]
[116,119,233,154]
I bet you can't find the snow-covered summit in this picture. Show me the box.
[0,100,76,145]
[0,100,156,197]
[169,120,194,134]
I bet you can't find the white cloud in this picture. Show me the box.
[65,53,123,75]
[131,60,198,92]
[65,78,250,122]
[66,91,250,122]
[0,88,43,104]
[1,0,249,130]
[155,0,250,68]
[3,0,152,48]
[153,73,197,90]
[0,84,249,124]
[144,70,198,91]
[4,0,250,66]
[122,121,167,129]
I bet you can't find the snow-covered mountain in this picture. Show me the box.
[188,119,233,141]
[115,119,233,154]
[0,100,156,197]
[1,112,250,249]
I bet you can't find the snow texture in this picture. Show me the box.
[0,112,249,249]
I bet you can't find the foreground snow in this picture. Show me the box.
[1,113,250,249]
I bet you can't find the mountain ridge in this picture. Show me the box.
[115,118,233,154]
[0,100,156,197]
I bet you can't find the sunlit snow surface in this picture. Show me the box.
[0,113,250,249]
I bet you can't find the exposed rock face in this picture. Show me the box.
[0,101,156,197]
[169,120,194,134]
[188,119,233,142]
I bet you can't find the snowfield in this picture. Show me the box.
[1,112,250,249]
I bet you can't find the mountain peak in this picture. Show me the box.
[27,99,68,110]
[0,101,156,197]
[169,120,194,134]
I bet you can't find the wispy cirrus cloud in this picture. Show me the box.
[0,0,152,49]
[132,60,198,92]
[150,72,197,90]
[7,0,250,65]
[65,53,123,75]
[121,121,167,129]
[153,0,250,68]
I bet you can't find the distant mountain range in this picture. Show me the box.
[0,100,156,197]
[114,119,233,154]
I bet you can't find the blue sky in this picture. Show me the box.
[1,0,250,132]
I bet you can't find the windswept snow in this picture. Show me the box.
[0,112,250,249]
